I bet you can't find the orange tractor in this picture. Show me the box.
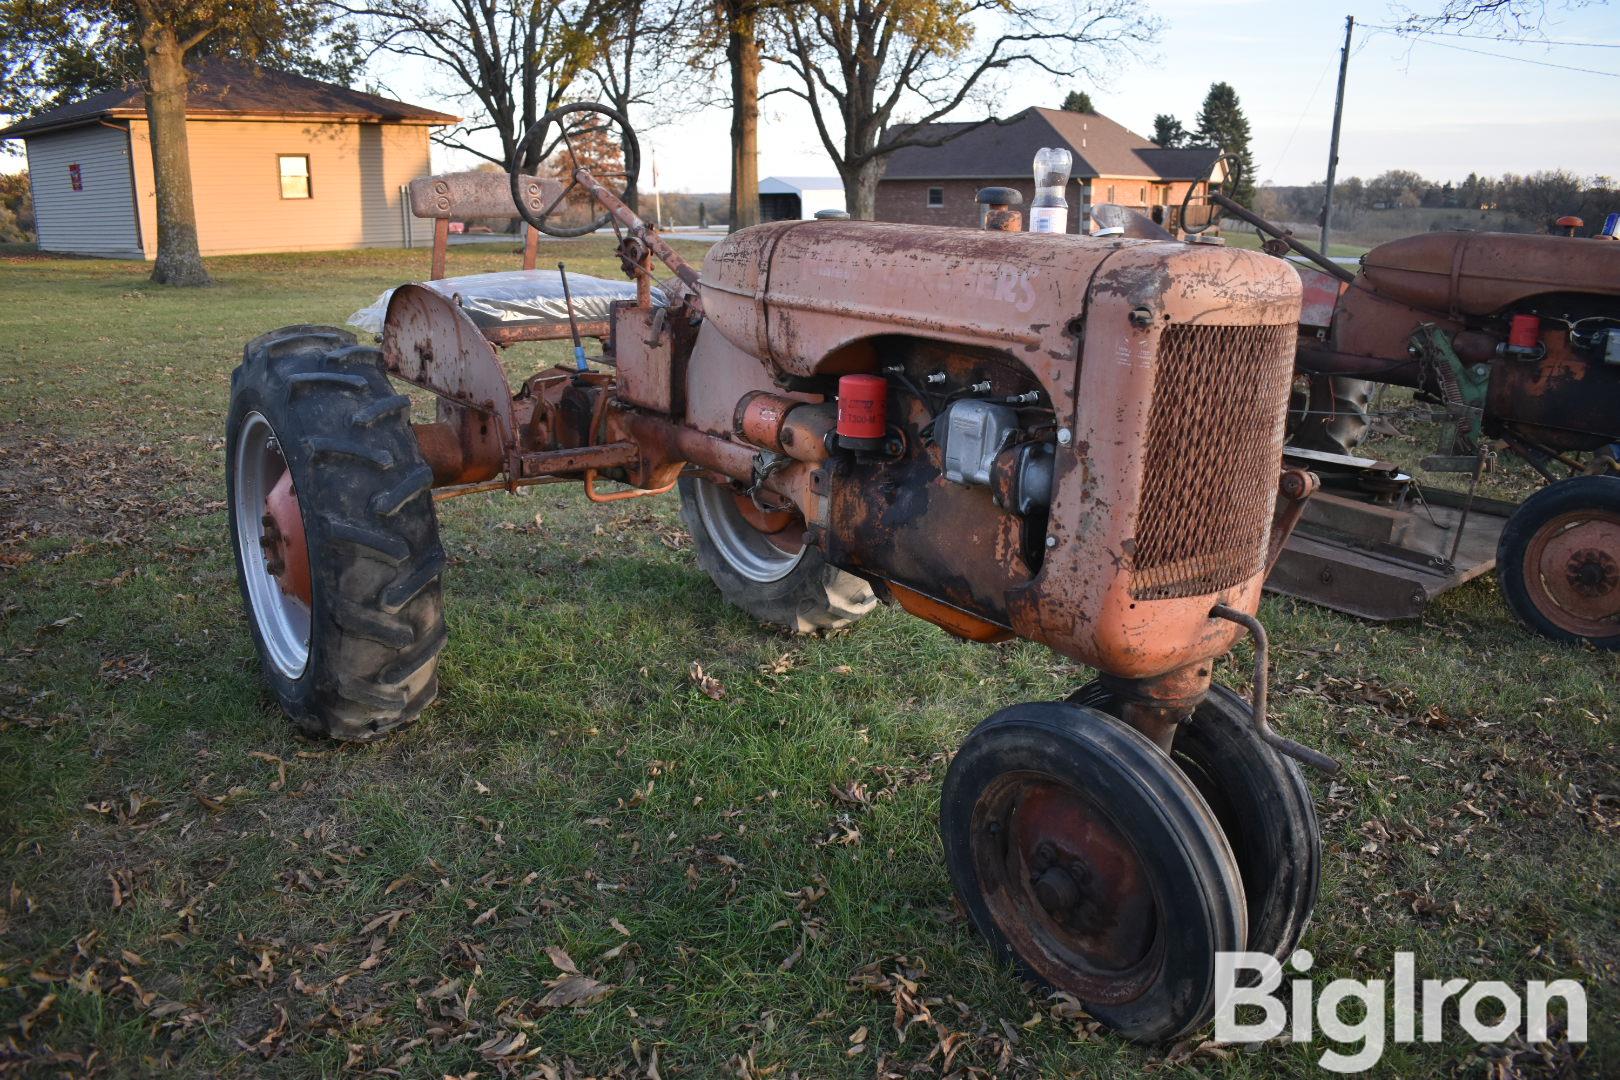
[1152,161,1620,646]
[227,106,1333,1041]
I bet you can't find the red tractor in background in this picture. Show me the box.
[1124,161,1620,647]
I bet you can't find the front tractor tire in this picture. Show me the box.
[1496,474,1620,650]
[227,326,447,740]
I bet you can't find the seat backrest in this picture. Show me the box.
[406,171,564,279]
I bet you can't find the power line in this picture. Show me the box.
[1402,35,1620,77]
[1359,22,1620,49]
[1264,56,1333,187]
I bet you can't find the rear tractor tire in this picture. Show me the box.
[226,326,448,740]
[678,476,876,633]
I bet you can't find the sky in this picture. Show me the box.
[396,0,1620,192]
[5,0,1618,190]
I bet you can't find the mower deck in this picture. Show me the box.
[1266,448,1514,621]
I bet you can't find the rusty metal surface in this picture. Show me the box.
[519,442,639,478]
[971,771,1161,1002]
[733,391,802,451]
[1265,486,1513,620]
[1005,241,1302,678]
[1209,605,1340,773]
[409,171,564,221]
[1360,231,1620,316]
[613,303,693,414]
[261,469,311,606]
[1295,265,1346,330]
[1130,322,1297,601]
[1487,327,1620,451]
[1517,507,1620,636]
[483,319,611,346]
[1097,664,1212,753]
[383,285,518,446]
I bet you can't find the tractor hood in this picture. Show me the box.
[696,220,1301,382]
[1359,231,1620,317]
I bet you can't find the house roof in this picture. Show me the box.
[0,60,459,139]
[878,107,1221,183]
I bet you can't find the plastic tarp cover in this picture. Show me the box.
[347,270,665,335]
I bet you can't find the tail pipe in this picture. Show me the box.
[1209,604,1342,774]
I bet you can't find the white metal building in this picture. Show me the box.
[758,176,846,221]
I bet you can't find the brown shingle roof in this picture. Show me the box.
[878,107,1220,183]
[0,60,458,138]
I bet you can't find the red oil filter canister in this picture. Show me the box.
[1508,313,1541,351]
[837,374,888,449]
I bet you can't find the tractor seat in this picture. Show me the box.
[348,269,665,336]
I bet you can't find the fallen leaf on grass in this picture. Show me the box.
[545,945,579,974]
[688,661,725,700]
[537,974,612,1009]
[17,993,55,1036]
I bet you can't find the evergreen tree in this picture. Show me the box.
[1061,90,1094,113]
[1195,81,1256,207]
[1151,113,1186,148]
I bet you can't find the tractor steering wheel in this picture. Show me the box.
[1179,152,1240,236]
[509,103,641,238]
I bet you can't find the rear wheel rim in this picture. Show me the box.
[691,479,805,584]
[234,411,311,679]
[1523,509,1620,637]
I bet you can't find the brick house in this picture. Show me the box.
[874,106,1223,234]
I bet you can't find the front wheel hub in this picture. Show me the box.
[1032,864,1083,916]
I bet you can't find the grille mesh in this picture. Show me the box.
[1130,322,1296,601]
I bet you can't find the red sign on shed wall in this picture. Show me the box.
[68,163,83,191]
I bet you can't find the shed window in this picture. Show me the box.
[927,186,944,208]
[278,155,311,199]
[1139,186,1147,204]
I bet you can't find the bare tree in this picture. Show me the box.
[768,0,1158,219]
[341,0,612,173]
[1393,0,1603,35]
[584,0,700,130]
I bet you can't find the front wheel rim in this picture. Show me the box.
[691,479,806,584]
[973,771,1163,1003]
[234,411,311,679]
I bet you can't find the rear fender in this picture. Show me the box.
[381,283,516,480]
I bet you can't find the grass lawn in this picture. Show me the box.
[1220,230,1371,260]
[1,239,1614,1078]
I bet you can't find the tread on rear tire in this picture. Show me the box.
[226,325,447,740]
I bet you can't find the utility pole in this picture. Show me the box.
[650,144,664,228]
[1320,15,1354,253]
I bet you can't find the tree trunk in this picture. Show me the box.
[843,158,883,220]
[726,4,760,232]
[142,25,210,286]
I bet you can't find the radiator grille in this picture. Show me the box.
[1130,322,1296,601]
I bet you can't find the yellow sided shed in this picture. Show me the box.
[0,61,459,259]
